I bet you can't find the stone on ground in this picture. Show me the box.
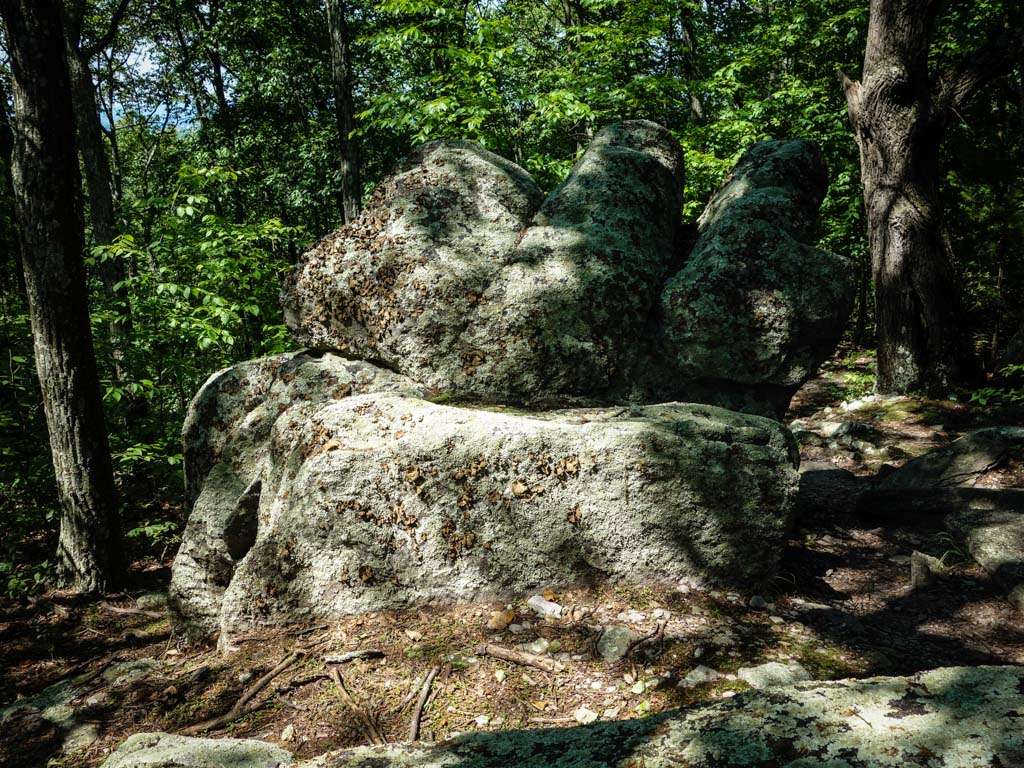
[736,660,810,689]
[596,625,636,663]
[181,393,797,638]
[878,426,1024,491]
[947,505,1024,611]
[105,666,1024,767]
[102,732,292,767]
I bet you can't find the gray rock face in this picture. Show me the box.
[173,375,797,638]
[283,125,848,415]
[878,426,1024,491]
[657,140,854,414]
[736,660,810,689]
[283,121,683,404]
[947,504,1024,611]
[102,732,292,767]
[106,666,1024,767]
[170,351,426,633]
[863,428,1024,610]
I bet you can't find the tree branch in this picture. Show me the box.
[936,25,1024,117]
[82,0,133,58]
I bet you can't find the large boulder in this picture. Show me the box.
[172,375,798,638]
[283,121,684,404]
[170,351,426,632]
[106,666,1024,767]
[655,140,855,414]
[283,124,849,415]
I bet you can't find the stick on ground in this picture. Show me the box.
[324,648,385,664]
[408,666,440,741]
[181,650,303,735]
[477,643,565,673]
[328,666,386,745]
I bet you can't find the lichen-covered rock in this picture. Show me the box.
[947,503,1024,611]
[107,666,1024,767]
[175,388,796,638]
[657,140,854,414]
[102,732,292,767]
[281,141,544,395]
[878,426,1024,491]
[282,121,684,404]
[170,351,425,634]
[282,128,849,415]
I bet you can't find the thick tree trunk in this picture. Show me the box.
[843,0,1023,394]
[1,0,123,593]
[327,0,362,224]
[843,0,975,393]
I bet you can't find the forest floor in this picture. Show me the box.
[2,350,1023,767]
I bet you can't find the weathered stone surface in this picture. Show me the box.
[283,121,685,404]
[735,660,810,689]
[947,505,1024,611]
[106,666,1024,767]
[102,732,292,767]
[283,124,848,414]
[176,388,797,638]
[170,351,425,634]
[878,426,1024,491]
[281,141,544,397]
[657,140,854,414]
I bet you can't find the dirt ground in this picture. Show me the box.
[3,350,1023,767]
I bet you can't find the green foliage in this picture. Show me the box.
[971,364,1024,407]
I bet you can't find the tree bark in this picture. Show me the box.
[64,5,133,384]
[1,0,123,593]
[843,1,1022,394]
[326,0,362,224]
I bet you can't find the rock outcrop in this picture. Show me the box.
[283,123,851,415]
[861,427,1024,610]
[102,733,291,768]
[103,666,1024,767]
[170,351,426,632]
[173,367,798,638]
[173,122,855,636]
[656,140,854,414]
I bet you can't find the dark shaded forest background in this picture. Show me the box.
[1,0,1022,594]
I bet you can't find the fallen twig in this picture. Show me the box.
[477,643,565,673]
[328,666,386,745]
[408,666,440,741]
[625,621,667,658]
[181,650,303,735]
[324,648,384,664]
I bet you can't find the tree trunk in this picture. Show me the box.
[843,0,973,393]
[843,0,1023,394]
[66,41,133,383]
[1,0,123,593]
[326,0,362,224]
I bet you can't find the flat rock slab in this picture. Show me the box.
[170,353,799,638]
[947,503,1024,611]
[105,666,1024,767]
[102,732,292,767]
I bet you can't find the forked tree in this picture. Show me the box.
[843,0,1023,393]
